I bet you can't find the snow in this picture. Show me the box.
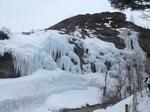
[94,91,150,112]
[0,26,146,112]
[0,1,149,112]
[0,3,148,110]
[104,23,111,28]
[0,30,82,75]
[82,37,118,73]
[0,28,145,111]
[0,0,149,32]
[93,95,133,112]
[124,9,150,29]
[35,87,100,112]
[1,28,145,76]
[137,92,150,112]
[0,69,103,112]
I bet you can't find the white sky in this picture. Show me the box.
[0,0,149,32]
[0,0,114,32]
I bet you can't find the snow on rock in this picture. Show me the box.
[82,37,119,74]
[0,30,81,76]
[0,27,146,80]
[124,8,150,29]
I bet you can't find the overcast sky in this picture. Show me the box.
[0,0,115,32]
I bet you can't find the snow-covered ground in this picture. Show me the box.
[137,91,150,112]
[0,69,102,112]
[94,90,150,112]
[0,0,149,32]
[35,87,100,112]
[93,95,133,112]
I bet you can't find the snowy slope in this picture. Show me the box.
[0,0,149,32]
[94,91,150,112]
[93,95,133,112]
[0,69,103,112]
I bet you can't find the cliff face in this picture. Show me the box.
[48,12,150,72]
[48,12,150,53]
[0,12,149,78]
[48,12,126,49]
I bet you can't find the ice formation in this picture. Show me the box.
[0,31,80,76]
[0,27,147,112]
[0,28,146,78]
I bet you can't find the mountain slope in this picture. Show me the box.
[0,12,149,112]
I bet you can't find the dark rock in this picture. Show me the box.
[46,11,150,74]
[0,53,19,78]
[73,43,84,70]
[139,37,150,57]
[47,12,127,49]
[138,29,150,56]
[0,31,9,40]
[48,12,126,33]
[62,104,104,112]
[91,63,96,73]
[105,61,111,71]
[48,11,150,53]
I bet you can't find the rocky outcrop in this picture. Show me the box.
[48,12,126,49]
[48,12,150,59]
[48,12,149,50]
[48,12,150,74]
[49,12,126,31]
[0,12,150,78]
[0,31,9,40]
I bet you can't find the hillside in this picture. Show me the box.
[0,11,150,112]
